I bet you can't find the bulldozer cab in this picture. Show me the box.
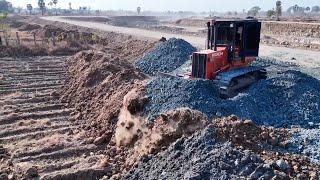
[207,19,261,61]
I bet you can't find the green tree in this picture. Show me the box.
[293,4,299,13]
[311,6,320,13]
[276,1,282,21]
[247,6,261,17]
[0,0,9,13]
[48,1,53,9]
[38,0,45,15]
[137,6,141,15]
[27,4,33,15]
[52,0,57,15]
[266,9,275,19]
[305,7,311,12]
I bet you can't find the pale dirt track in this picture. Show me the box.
[42,16,320,68]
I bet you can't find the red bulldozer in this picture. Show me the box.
[191,18,267,98]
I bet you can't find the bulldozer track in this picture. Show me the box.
[0,57,108,179]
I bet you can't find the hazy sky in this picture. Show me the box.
[8,0,320,12]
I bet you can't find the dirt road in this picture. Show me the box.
[42,16,320,68]
[0,56,107,179]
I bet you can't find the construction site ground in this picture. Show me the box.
[0,15,319,179]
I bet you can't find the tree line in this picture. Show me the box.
[246,2,320,20]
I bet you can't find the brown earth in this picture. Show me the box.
[60,37,155,141]
[0,16,157,179]
[17,23,41,31]
[0,56,111,179]
[0,17,89,57]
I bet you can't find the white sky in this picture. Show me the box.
[8,0,320,12]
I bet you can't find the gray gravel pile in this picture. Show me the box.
[288,129,320,164]
[135,38,196,75]
[145,70,320,128]
[230,70,320,128]
[145,77,222,121]
[126,127,282,180]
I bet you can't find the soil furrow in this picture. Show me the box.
[0,64,67,69]
[0,116,70,130]
[1,96,58,105]
[0,85,63,95]
[16,145,99,162]
[6,71,66,77]
[0,83,64,90]
[0,104,66,116]
[0,109,72,125]
[41,168,109,180]
[1,77,64,83]
[0,121,72,138]
[3,67,66,72]
[0,126,75,143]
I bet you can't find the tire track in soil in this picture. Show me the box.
[0,57,110,179]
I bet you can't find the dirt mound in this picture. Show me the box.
[108,16,158,27]
[100,90,208,179]
[18,23,41,31]
[65,16,110,23]
[61,48,150,141]
[29,25,98,46]
[212,116,288,151]
[116,105,208,165]
[0,44,86,58]
[41,25,66,38]
[114,84,208,159]
[0,45,47,57]
[174,18,208,27]
[135,38,196,75]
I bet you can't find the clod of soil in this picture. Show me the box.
[135,38,196,75]
[212,116,288,151]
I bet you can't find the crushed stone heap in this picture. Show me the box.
[135,38,196,75]
[126,127,283,179]
[145,70,320,128]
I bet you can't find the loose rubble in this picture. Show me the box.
[126,127,285,179]
[288,129,320,164]
[145,70,320,128]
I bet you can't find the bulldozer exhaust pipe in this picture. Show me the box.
[207,22,211,49]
